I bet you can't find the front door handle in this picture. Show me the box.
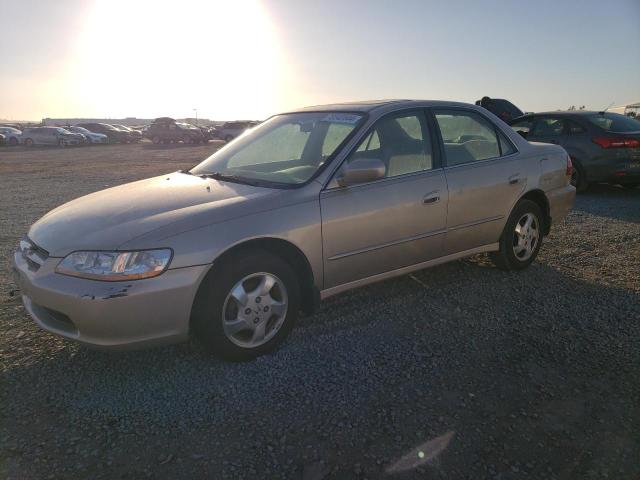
[423,192,440,204]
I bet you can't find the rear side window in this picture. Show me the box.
[434,110,502,166]
[499,132,516,155]
[586,113,640,133]
[566,120,586,134]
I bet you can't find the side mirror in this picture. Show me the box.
[337,157,386,187]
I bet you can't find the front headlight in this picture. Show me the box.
[55,249,172,281]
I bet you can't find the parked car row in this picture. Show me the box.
[0,118,263,148]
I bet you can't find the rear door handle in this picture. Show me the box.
[423,192,440,204]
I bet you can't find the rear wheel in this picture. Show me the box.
[24,138,34,147]
[183,134,192,144]
[9,137,18,146]
[152,136,161,144]
[570,159,588,193]
[490,199,543,271]
[192,250,300,361]
[224,134,233,142]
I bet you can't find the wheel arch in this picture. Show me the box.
[519,189,551,235]
[207,237,319,315]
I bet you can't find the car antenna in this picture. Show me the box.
[599,101,614,115]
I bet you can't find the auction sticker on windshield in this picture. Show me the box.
[322,113,362,124]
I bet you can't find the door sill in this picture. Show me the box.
[320,243,499,300]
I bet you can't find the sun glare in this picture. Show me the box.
[69,0,287,120]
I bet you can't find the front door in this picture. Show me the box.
[320,110,448,289]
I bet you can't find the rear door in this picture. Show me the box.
[320,110,448,289]
[431,108,527,254]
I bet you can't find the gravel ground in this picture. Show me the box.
[1,143,639,479]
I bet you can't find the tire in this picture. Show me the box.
[9,137,18,146]
[224,135,233,142]
[24,138,34,147]
[192,250,300,361]
[570,159,588,193]
[182,134,192,144]
[58,139,66,147]
[152,136,161,145]
[490,199,544,271]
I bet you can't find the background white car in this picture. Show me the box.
[67,126,109,144]
[0,126,22,146]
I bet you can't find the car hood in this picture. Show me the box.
[29,173,280,256]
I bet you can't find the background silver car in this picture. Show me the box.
[13,100,575,360]
[21,127,84,147]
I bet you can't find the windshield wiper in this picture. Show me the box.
[198,172,260,186]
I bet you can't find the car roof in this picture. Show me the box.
[289,99,476,113]
[523,110,613,117]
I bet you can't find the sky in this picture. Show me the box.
[0,0,638,121]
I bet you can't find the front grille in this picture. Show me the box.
[19,237,49,271]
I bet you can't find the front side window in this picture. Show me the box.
[191,112,364,186]
[434,110,501,165]
[340,111,433,179]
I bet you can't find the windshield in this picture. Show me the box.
[56,128,70,133]
[587,113,640,133]
[191,112,364,186]
[72,127,89,134]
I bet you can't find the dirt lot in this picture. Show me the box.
[1,143,639,479]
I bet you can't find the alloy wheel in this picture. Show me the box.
[512,213,539,261]
[222,272,288,348]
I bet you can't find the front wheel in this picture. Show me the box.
[490,199,543,271]
[192,251,300,361]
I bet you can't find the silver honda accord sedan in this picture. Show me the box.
[13,100,575,360]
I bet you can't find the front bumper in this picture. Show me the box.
[12,249,209,349]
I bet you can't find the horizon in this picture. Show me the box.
[1,0,638,121]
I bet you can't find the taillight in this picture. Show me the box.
[592,137,640,148]
[566,156,573,177]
